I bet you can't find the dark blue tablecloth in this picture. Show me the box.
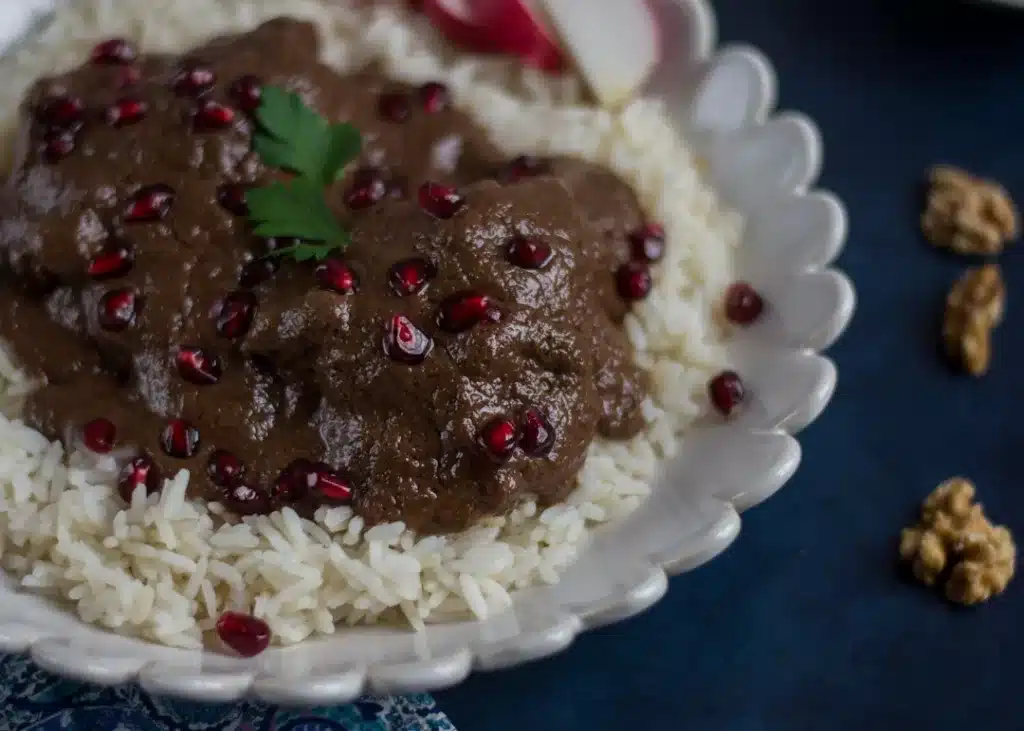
[437,1,1024,729]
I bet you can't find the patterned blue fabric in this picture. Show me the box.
[0,654,455,731]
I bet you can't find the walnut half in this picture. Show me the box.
[900,477,1016,605]
[943,263,1005,376]
[922,166,1018,255]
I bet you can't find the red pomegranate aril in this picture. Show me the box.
[273,459,316,502]
[98,288,139,331]
[724,282,765,325]
[118,455,162,502]
[519,408,555,457]
[160,418,200,459]
[223,481,272,515]
[314,466,353,503]
[437,291,502,333]
[384,314,433,364]
[118,66,142,88]
[193,100,236,131]
[217,611,271,657]
[418,81,450,113]
[479,418,517,463]
[418,182,465,219]
[239,259,278,288]
[176,346,222,385]
[229,75,262,112]
[497,154,550,184]
[173,63,216,96]
[83,418,116,454]
[123,184,175,223]
[388,257,434,296]
[378,91,411,122]
[315,259,358,295]
[91,38,137,65]
[42,132,75,164]
[216,184,249,216]
[507,236,552,269]
[628,223,666,262]
[214,291,257,338]
[207,449,245,487]
[344,168,387,210]
[709,370,745,417]
[87,245,134,279]
[615,261,652,301]
[104,97,148,127]
[37,95,84,131]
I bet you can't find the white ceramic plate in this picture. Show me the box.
[0,0,854,704]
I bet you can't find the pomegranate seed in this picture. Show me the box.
[83,418,116,453]
[42,131,75,164]
[214,291,257,338]
[193,100,236,131]
[383,314,433,364]
[378,91,411,122]
[160,418,200,458]
[36,95,84,131]
[497,154,550,184]
[708,370,745,417]
[216,611,271,657]
[123,184,175,223]
[176,346,222,385]
[272,459,316,502]
[216,183,249,216]
[388,257,435,296]
[315,259,358,295]
[437,291,502,333]
[314,467,353,503]
[615,261,652,301]
[724,282,765,325]
[118,66,142,87]
[87,245,134,279]
[207,449,244,487]
[418,81,450,113]
[173,63,216,97]
[418,182,465,219]
[98,288,139,331]
[104,97,148,127]
[518,408,555,457]
[344,168,387,210]
[91,38,137,65]
[229,75,262,112]
[479,418,517,463]
[239,259,278,288]
[628,223,666,262]
[223,481,272,515]
[507,236,552,270]
[118,455,161,502]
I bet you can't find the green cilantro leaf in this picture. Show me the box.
[246,179,349,261]
[253,86,362,185]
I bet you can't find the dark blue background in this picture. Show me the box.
[437,1,1024,728]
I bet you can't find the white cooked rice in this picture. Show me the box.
[0,0,741,649]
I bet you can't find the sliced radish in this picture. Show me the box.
[422,0,565,72]
[539,0,660,107]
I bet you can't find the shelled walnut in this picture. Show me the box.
[921,165,1018,255]
[942,263,1005,376]
[899,477,1016,605]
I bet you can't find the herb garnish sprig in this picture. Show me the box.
[245,86,362,262]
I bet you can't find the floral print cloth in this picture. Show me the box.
[0,654,456,731]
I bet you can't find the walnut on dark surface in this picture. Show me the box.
[899,477,1015,606]
[922,165,1018,256]
[942,263,1005,376]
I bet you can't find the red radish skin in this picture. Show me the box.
[422,0,566,72]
